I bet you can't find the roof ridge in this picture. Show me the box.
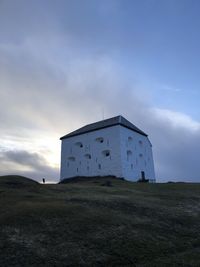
[60,115,147,140]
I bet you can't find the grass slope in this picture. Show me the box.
[0,175,39,187]
[0,176,200,267]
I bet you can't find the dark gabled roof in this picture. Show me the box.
[60,115,148,140]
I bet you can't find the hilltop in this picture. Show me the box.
[0,176,200,266]
[0,175,39,187]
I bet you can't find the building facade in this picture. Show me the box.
[60,116,155,182]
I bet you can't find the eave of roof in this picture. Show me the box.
[60,115,148,140]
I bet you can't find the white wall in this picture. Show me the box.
[119,127,156,182]
[60,125,122,180]
[60,125,156,182]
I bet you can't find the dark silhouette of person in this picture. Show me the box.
[42,178,45,184]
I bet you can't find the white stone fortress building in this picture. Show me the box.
[60,116,155,182]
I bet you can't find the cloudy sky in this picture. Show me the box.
[0,0,200,183]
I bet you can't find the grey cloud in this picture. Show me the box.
[0,0,199,183]
[0,37,138,135]
[0,0,144,55]
[93,88,200,183]
[0,0,144,135]
[0,149,59,182]
[1,42,200,182]
[1,150,45,169]
[128,109,200,183]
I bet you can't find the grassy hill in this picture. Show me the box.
[0,175,39,187]
[0,176,200,266]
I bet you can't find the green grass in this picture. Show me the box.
[0,175,200,266]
